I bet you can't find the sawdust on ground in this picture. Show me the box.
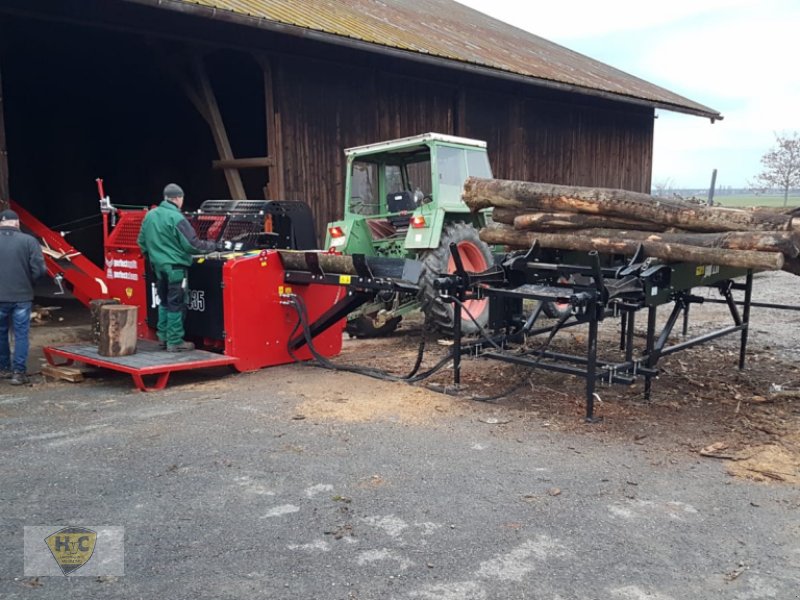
[726,433,800,484]
[288,369,467,424]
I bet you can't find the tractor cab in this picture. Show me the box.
[326,133,492,256]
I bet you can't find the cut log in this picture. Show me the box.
[90,299,120,344]
[464,177,797,233]
[511,212,666,232]
[490,207,532,226]
[479,226,785,272]
[522,228,799,257]
[98,305,138,357]
[279,251,359,275]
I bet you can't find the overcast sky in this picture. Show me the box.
[457,0,800,189]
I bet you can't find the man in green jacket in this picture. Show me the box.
[137,184,217,352]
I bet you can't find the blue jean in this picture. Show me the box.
[0,301,32,373]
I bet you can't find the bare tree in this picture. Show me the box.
[752,131,800,206]
[652,177,674,197]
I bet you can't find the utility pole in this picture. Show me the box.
[707,168,717,206]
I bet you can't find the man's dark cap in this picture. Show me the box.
[0,209,19,222]
[163,183,184,199]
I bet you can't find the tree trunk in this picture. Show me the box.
[510,211,666,232]
[279,250,361,275]
[98,305,138,357]
[479,226,785,272]
[531,228,799,257]
[464,177,797,233]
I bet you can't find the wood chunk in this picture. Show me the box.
[98,305,137,357]
[90,299,120,344]
[41,364,85,383]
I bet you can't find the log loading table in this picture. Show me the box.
[43,340,237,391]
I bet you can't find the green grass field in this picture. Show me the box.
[710,194,800,209]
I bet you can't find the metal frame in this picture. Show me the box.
[438,243,756,422]
[43,341,237,392]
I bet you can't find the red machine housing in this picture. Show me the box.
[219,249,342,371]
[102,207,151,337]
[15,195,344,379]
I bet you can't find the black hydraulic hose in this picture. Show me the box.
[286,294,454,384]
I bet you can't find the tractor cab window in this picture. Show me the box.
[349,161,380,216]
[466,149,493,178]
[406,159,432,200]
[385,164,404,195]
[437,145,468,204]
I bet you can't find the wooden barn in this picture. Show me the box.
[0,0,719,255]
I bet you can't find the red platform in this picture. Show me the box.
[43,340,237,392]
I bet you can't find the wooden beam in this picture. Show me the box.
[212,156,274,170]
[0,61,9,206]
[258,56,284,200]
[191,55,247,200]
[454,87,466,136]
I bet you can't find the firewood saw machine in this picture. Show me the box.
[12,180,795,421]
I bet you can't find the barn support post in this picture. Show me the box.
[257,56,284,200]
[0,59,9,206]
[189,55,247,200]
[154,43,248,200]
[454,87,467,137]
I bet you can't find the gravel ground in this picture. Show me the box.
[0,272,798,599]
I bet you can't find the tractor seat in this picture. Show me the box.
[386,191,415,229]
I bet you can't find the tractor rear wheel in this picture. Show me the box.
[418,222,493,335]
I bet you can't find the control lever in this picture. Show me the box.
[53,273,66,296]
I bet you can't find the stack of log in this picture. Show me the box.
[462,178,800,274]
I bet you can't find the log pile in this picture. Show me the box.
[463,177,800,273]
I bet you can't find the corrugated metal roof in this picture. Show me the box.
[128,0,721,120]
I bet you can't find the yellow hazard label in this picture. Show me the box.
[339,275,352,285]
[695,265,705,276]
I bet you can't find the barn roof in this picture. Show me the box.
[126,0,721,120]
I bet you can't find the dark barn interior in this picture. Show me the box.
[0,0,715,262]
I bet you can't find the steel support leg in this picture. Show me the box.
[453,296,462,387]
[739,270,753,369]
[585,303,600,422]
[625,309,635,363]
[644,305,657,401]
[682,303,690,337]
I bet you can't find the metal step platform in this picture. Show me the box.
[43,340,237,392]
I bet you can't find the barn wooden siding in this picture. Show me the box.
[272,54,654,231]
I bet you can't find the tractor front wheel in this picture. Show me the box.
[418,222,493,335]
[345,314,402,338]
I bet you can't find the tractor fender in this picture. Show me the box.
[404,206,481,250]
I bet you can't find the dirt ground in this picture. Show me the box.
[27,271,800,485]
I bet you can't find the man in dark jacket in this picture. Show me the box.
[0,209,47,384]
[137,184,216,352]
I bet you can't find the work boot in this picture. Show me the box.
[10,372,29,386]
[166,341,195,353]
[0,369,12,380]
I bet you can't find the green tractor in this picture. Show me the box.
[324,132,496,337]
